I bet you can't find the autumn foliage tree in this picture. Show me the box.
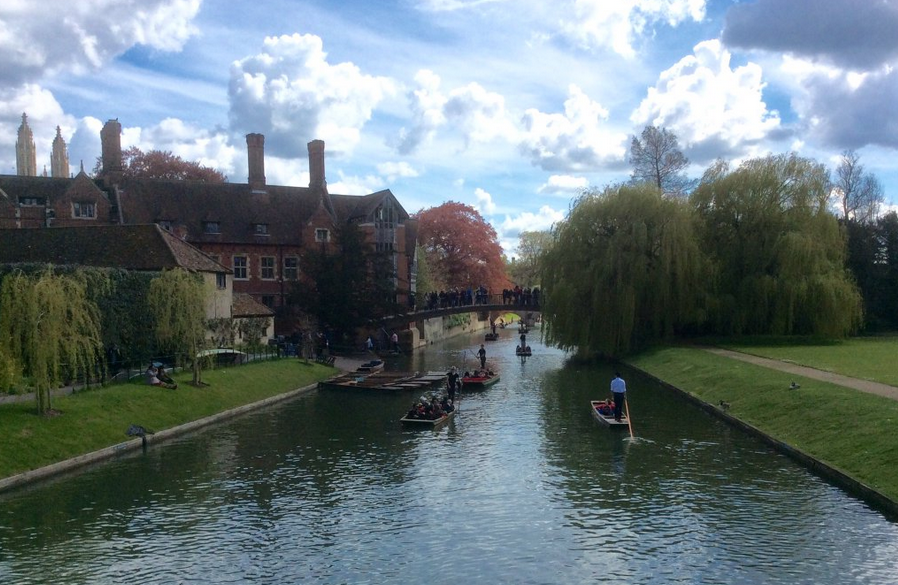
[413,201,509,294]
[94,147,227,182]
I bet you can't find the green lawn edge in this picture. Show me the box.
[0,359,336,480]
[626,344,898,504]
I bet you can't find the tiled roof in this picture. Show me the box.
[116,178,325,244]
[0,224,229,273]
[232,292,275,317]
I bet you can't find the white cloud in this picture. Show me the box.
[780,56,898,150]
[631,39,782,161]
[377,161,420,182]
[416,0,508,12]
[396,70,517,154]
[474,187,497,215]
[494,204,565,257]
[328,169,386,195]
[499,205,565,234]
[228,33,396,158]
[0,0,201,86]
[519,84,628,171]
[559,0,707,58]
[538,174,589,195]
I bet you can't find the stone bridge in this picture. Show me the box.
[376,293,541,350]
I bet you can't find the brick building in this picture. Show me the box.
[0,117,419,335]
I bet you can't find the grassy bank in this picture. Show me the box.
[627,343,898,502]
[0,359,336,480]
[717,336,898,386]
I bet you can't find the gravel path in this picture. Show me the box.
[704,347,898,401]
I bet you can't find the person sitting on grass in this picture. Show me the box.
[146,362,177,390]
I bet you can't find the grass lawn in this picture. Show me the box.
[627,345,898,503]
[0,358,336,481]
[711,336,898,387]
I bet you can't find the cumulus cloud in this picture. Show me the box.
[229,33,395,158]
[377,161,420,182]
[0,0,201,86]
[631,39,782,162]
[494,204,565,255]
[395,70,517,154]
[781,57,898,150]
[327,169,386,196]
[519,84,628,171]
[538,174,589,195]
[559,0,707,58]
[722,0,898,71]
[474,187,497,215]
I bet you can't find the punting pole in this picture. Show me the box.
[624,397,634,439]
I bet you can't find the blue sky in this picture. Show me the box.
[2,0,898,255]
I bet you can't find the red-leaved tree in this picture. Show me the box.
[94,147,227,182]
[413,201,510,295]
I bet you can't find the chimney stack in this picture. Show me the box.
[100,119,122,180]
[308,139,327,192]
[246,133,266,190]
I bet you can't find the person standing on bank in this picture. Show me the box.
[610,372,627,422]
[478,344,487,369]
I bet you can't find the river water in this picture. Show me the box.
[2,331,898,584]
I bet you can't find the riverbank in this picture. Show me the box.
[626,344,898,514]
[0,358,339,491]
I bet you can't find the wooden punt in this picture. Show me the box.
[319,370,447,391]
[355,359,384,373]
[461,373,500,388]
[590,399,629,427]
[515,346,532,356]
[484,332,499,341]
[400,409,456,427]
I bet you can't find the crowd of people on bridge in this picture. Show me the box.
[502,286,539,306]
[418,285,540,311]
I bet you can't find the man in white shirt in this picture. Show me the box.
[610,372,627,422]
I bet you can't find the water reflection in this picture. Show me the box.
[1,331,898,584]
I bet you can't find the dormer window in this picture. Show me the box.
[254,223,269,236]
[72,201,96,219]
[315,228,330,242]
[19,197,44,206]
[203,221,221,234]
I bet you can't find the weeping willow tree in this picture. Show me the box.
[692,154,862,336]
[541,183,707,358]
[0,270,104,415]
[147,269,208,385]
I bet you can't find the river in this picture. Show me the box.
[1,330,897,584]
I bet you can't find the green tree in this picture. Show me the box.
[0,270,104,414]
[147,269,208,385]
[413,243,443,301]
[292,222,399,345]
[692,154,862,337]
[508,230,552,287]
[541,183,706,358]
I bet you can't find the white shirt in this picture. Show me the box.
[611,376,626,394]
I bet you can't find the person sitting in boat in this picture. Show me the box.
[440,396,454,413]
[463,371,471,378]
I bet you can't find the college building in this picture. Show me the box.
[0,114,418,336]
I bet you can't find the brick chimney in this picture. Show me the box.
[308,139,327,192]
[100,119,122,181]
[246,133,266,190]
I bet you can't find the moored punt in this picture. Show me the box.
[355,359,385,373]
[319,370,447,391]
[461,372,500,388]
[400,409,456,427]
[590,399,629,428]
